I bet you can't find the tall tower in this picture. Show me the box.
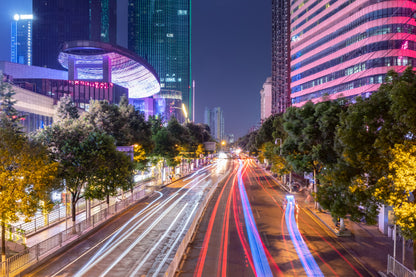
[128,0,192,121]
[11,14,33,66]
[32,0,117,69]
[204,107,224,141]
[271,0,291,114]
[290,0,416,107]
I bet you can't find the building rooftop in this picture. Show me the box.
[58,41,160,98]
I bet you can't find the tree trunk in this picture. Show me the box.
[1,220,6,262]
[107,194,110,206]
[71,194,77,234]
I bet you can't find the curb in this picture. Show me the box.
[305,207,352,237]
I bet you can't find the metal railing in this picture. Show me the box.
[388,255,416,277]
[0,186,147,277]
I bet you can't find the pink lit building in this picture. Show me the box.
[260,77,273,122]
[290,0,416,107]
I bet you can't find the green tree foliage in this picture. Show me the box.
[152,127,180,167]
[37,118,132,227]
[237,130,258,155]
[83,132,134,205]
[185,122,212,157]
[0,78,23,131]
[283,100,343,175]
[54,94,79,122]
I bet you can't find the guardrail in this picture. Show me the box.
[0,185,147,277]
[388,255,415,277]
[8,180,157,239]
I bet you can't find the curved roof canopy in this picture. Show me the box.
[58,41,160,98]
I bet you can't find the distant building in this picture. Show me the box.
[32,0,117,70]
[260,77,272,122]
[271,0,291,114]
[128,0,192,120]
[11,14,33,66]
[290,0,416,106]
[204,107,224,142]
[226,134,235,144]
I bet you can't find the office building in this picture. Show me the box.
[128,0,192,120]
[290,0,416,107]
[32,0,117,70]
[11,14,33,66]
[260,77,273,122]
[204,107,224,142]
[272,0,291,114]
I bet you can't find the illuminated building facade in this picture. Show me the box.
[128,0,192,120]
[204,107,224,142]
[32,0,117,70]
[14,78,127,109]
[272,0,291,114]
[11,14,33,66]
[260,77,273,122]
[290,0,416,107]
[58,41,160,99]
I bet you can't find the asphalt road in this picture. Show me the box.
[178,158,373,277]
[24,163,225,277]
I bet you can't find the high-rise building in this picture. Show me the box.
[204,107,224,142]
[32,0,117,69]
[290,0,416,107]
[260,77,273,122]
[271,0,291,114]
[128,0,192,120]
[11,14,33,66]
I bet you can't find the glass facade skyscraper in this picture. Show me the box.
[11,14,33,66]
[290,0,416,106]
[32,0,117,70]
[128,0,192,121]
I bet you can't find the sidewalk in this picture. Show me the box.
[261,166,414,276]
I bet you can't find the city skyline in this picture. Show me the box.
[0,0,270,138]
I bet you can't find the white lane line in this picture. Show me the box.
[81,174,211,276]
[151,201,200,277]
[128,204,189,276]
[51,191,163,277]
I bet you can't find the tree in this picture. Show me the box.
[0,82,58,261]
[376,142,416,267]
[151,127,180,167]
[83,132,134,205]
[283,100,345,210]
[37,118,132,229]
[54,94,79,122]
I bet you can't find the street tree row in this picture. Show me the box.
[0,82,212,258]
[239,67,416,267]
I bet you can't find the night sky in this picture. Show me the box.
[0,0,271,139]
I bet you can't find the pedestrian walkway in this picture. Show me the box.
[261,166,414,276]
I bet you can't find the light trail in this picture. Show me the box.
[150,202,200,277]
[74,173,212,276]
[217,172,237,277]
[237,160,274,277]
[285,195,324,277]
[50,191,164,277]
[250,161,364,276]
[128,203,188,276]
[246,161,297,275]
[193,163,237,277]
[232,181,256,273]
